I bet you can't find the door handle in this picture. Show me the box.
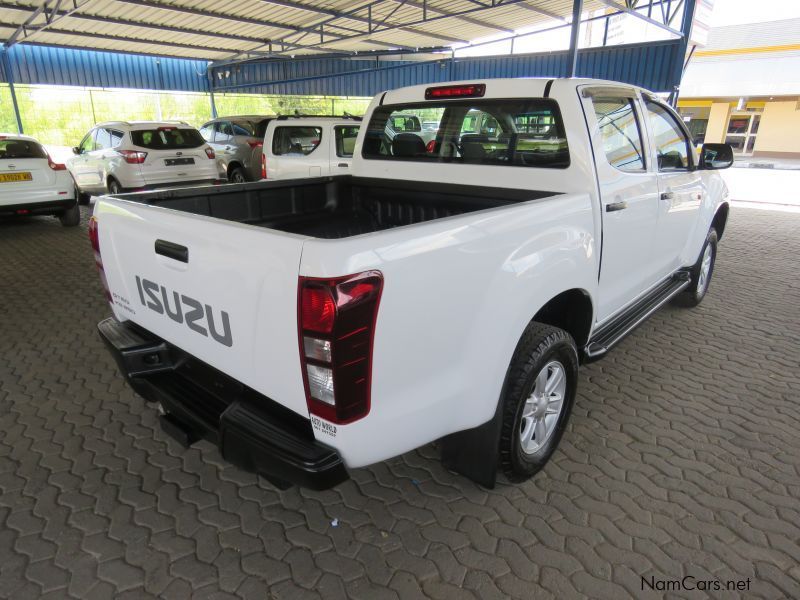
[155,239,188,263]
[606,201,627,212]
[660,191,675,200]
[337,163,348,168]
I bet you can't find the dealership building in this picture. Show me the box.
[678,17,800,158]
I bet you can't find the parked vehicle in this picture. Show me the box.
[67,121,221,199]
[92,78,732,490]
[261,116,361,179]
[199,116,274,182]
[0,134,79,227]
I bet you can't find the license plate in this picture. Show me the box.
[0,172,32,183]
[165,158,194,166]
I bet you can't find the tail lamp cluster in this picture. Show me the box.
[118,149,147,164]
[88,217,112,304]
[46,154,67,171]
[261,154,267,179]
[298,272,383,424]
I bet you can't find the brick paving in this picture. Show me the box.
[0,206,798,599]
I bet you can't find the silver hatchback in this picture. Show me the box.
[199,116,275,182]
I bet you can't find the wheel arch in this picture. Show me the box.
[530,288,594,348]
[226,161,243,177]
[711,202,729,240]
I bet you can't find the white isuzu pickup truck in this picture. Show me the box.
[92,78,732,490]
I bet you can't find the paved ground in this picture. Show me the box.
[1,206,798,600]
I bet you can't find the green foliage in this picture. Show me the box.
[0,84,371,147]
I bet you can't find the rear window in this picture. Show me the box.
[363,99,569,169]
[0,139,47,160]
[272,126,322,156]
[131,128,205,150]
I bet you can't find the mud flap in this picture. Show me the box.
[440,401,503,488]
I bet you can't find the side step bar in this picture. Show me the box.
[583,271,691,362]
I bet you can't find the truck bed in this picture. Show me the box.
[116,176,558,239]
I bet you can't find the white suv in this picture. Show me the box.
[262,116,361,180]
[67,121,221,199]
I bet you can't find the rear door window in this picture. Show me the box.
[272,126,322,156]
[94,128,112,151]
[334,126,360,157]
[0,139,47,159]
[591,97,646,172]
[131,128,205,149]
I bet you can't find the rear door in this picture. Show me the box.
[267,124,325,179]
[580,87,660,322]
[643,98,703,277]
[329,124,359,175]
[95,198,311,416]
[0,138,56,202]
[133,127,216,185]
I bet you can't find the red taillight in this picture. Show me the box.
[247,139,263,149]
[47,154,67,170]
[117,149,147,164]
[88,216,112,304]
[205,147,215,159]
[425,83,486,99]
[298,271,383,424]
[425,140,436,153]
[261,154,267,179]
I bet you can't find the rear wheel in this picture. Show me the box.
[674,228,718,307]
[59,201,80,227]
[499,322,578,482]
[76,188,91,205]
[229,167,247,183]
[108,178,123,195]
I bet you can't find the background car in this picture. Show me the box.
[0,133,79,227]
[67,121,220,198]
[199,115,275,182]
[262,116,360,180]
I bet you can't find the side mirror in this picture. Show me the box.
[700,143,734,170]
[72,146,81,155]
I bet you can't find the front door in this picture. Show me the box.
[580,88,660,323]
[643,98,703,278]
[69,129,103,192]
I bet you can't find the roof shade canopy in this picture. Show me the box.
[0,0,683,65]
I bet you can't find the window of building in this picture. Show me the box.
[725,112,761,156]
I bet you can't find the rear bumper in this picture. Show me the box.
[0,198,77,217]
[97,317,348,490]
[124,178,225,192]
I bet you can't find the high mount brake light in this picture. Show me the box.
[425,83,486,100]
[298,271,383,424]
[88,217,112,304]
[118,149,147,164]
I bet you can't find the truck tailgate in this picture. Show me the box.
[94,197,310,417]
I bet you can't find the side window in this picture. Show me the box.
[645,100,691,171]
[79,130,95,153]
[334,126,359,157]
[272,126,322,156]
[591,96,646,172]
[94,128,112,151]
[199,123,214,142]
[109,129,124,148]
[218,121,234,141]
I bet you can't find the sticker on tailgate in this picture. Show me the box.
[135,275,233,347]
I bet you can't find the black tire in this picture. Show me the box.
[229,166,247,184]
[673,228,718,308]
[58,201,80,227]
[499,322,579,482]
[77,188,91,205]
[107,178,124,195]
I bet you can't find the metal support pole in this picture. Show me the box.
[1,47,24,134]
[207,66,218,119]
[566,0,583,77]
[668,0,696,107]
